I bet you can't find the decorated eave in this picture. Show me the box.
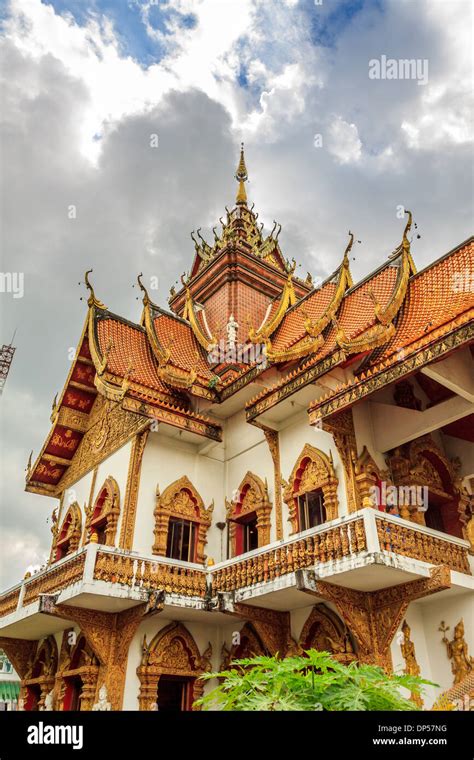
[254,231,356,364]
[25,315,98,496]
[25,273,223,497]
[245,214,470,422]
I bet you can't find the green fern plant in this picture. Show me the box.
[195,650,435,711]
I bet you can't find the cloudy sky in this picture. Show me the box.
[0,0,472,588]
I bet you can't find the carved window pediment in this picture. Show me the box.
[137,623,210,711]
[299,604,356,662]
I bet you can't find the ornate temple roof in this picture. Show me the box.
[24,147,474,495]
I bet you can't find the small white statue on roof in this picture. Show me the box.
[226,314,239,348]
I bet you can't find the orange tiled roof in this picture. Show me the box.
[268,263,398,360]
[245,241,473,412]
[270,281,337,350]
[153,312,215,382]
[367,240,474,367]
[96,316,176,394]
[307,239,474,415]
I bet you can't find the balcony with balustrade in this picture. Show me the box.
[0,509,471,637]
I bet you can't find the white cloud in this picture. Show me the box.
[327,116,362,165]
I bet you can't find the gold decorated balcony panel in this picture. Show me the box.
[93,550,207,598]
[211,516,368,593]
[22,553,87,606]
[375,517,470,575]
[210,510,471,594]
[0,586,22,618]
[0,511,471,625]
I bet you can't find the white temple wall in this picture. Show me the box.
[62,470,95,530]
[290,603,323,643]
[224,410,265,461]
[442,434,474,478]
[390,601,436,707]
[419,592,473,704]
[60,442,132,545]
[352,402,387,472]
[389,592,474,707]
[92,441,132,546]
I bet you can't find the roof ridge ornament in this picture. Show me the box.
[84,269,107,310]
[302,232,355,341]
[137,272,152,308]
[334,214,415,355]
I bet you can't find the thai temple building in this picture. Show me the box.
[0,148,473,712]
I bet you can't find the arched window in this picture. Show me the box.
[153,477,213,564]
[54,502,82,561]
[283,445,339,534]
[226,472,271,557]
[85,477,120,546]
[386,435,468,537]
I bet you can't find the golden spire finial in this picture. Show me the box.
[235,142,248,205]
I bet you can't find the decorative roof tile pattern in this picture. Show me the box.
[271,265,398,357]
[270,281,335,350]
[245,240,473,413]
[96,317,172,394]
[153,313,215,381]
[367,240,474,366]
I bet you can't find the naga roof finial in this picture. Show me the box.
[344,231,355,261]
[402,209,413,253]
[84,269,107,309]
[235,142,248,206]
[137,272,151,307]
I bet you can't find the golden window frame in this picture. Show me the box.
[153,476,213,564]
[226,471,272,555]
[283,444,339,533]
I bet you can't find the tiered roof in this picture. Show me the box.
[25,148,474,495]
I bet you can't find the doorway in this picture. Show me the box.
[157,676,194,712]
